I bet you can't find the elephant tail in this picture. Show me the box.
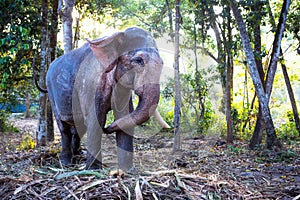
[32,58,48,93]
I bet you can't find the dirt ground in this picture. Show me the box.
[0,117,299,199]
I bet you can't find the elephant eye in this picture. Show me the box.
[131,57,144,67]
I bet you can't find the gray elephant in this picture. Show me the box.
[45,27,169,171]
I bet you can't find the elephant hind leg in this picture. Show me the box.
[57,120,73,166]
[71,127,81,156]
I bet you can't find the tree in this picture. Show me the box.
[59,0,74,53]
[0,0,40,111]
[225,2,234,144]
[230,0,281,149]
[46,0,59,142]
[37,0,49,146]
[173,0,181,151]
[266,0,300,136]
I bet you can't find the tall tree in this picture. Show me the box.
[230,0,281,149]
[46,0,59,142]
[173,0,181,151]
[59,0,74,53]
[266,0,300,136]
[249,1,268,148]
[225,2,234,144]
[37,0,49,146]
[250,0,291,148]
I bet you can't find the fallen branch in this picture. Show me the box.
[54,170,106,180]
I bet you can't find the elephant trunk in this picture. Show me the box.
[105,84,160,134]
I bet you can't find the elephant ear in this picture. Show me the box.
[86,32,125,71]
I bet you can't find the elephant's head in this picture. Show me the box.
[87,27,164,134]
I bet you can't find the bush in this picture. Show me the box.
[0,110,19,132]
[277,121,299,142]
[0,110,10,132]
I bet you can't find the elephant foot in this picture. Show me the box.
[125,166,138,175]
[60,152,72,166]
[72,147,82,156]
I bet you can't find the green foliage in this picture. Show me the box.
[0,0,40,106]
[157,95,174,128]
[254,149,297,163]
[0,110,10,132]
[231,103,257,140]
[276,121,299,142]
[0,110,19,132]
[161,71,214,134]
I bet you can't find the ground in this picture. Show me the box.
[0,117,299,199]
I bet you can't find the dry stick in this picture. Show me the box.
[64,186,80,200]
[14,179,51,195]
[27,188,44,200]
[40,186,60,196]
[120,182,131,200]
[76,178,118,192]
[135,179,143,200]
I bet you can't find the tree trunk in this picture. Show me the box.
[230,0,281,149]
[266,0,299,135]
[25,89,30,118]
[265,0,291,101]
[225,4,233,144]
[263,0,290,147]
[59,0,74,54]
[249,2,265,148]
[165,0,174,41]
[73,13,80,49]
[173,0,181,151]
[281,59,300,136]
[37,0,49,146]
[46,0,59,142]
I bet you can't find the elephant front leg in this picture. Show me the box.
[113,95,135,172]
[85,120,103,170]
[116,129,134,171]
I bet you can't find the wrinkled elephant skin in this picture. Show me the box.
[46,27,165,170]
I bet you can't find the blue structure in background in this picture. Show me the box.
[0,103,27,113]
[0,99,38,113]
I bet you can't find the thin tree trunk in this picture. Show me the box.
[266,0,300,136]
[50,0,59,61]
[25,89,30,118]
[46,0,59,142]
[225,4,233,144]
[58,0,74,53]
[165,0,174,41]
[265,0,291,101]
[281,58,300,136]
[37,0,49,146]
[173,0,181,151]
[73,14,80,49]
[193,23,203,135]
[230,0,281,149]
[263,0,290,147]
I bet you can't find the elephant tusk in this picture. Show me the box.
[153,109,171,129]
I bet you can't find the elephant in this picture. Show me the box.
[45,27,169,171]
